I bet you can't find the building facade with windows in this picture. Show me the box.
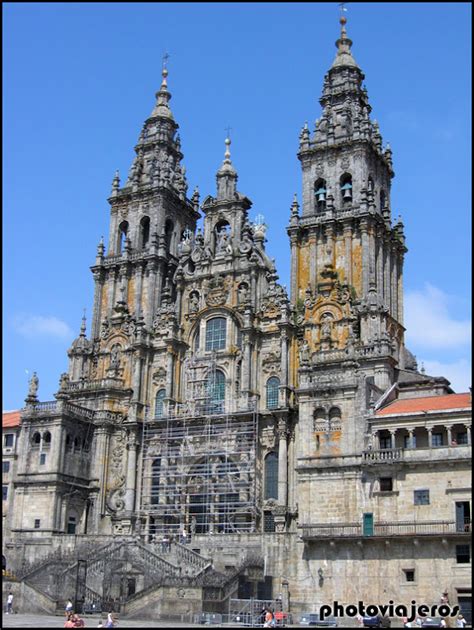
[3,15,471,622]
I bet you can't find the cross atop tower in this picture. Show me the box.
[162,51,170,70]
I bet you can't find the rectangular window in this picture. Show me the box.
[404,435,416,448]
[414,489,430,505]
[39,453,46,465]
[34,519,41,529]
[205,318,227,352]
[3,461,10,473]
[403,569,415,582]
[4,434,14,448]
[2,486,8,501]
[456,545,471,564]
[379,436,392,449]
[263,511,275,533]
[456,432,468,445]
[380,477,393,492]
[432,433,444,447]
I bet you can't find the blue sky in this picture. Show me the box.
[3,2,471,409]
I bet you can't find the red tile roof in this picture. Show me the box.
[2,410,21,428]
[376,392,471,416]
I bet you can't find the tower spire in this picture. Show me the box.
[216,135,238,200]
[332,10,359,68]
[150,57,174,120]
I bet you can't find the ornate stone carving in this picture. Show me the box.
[204,275,229,307]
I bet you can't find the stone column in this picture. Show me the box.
[125,432,138,512]
[427,427,433,449]
[91,270,104,339]
[93,425,111,519]
[446,426,452,446]
[134,262,145,317]
[166,349,174,399]
[344,224,352,286]
[383,238,391,310]
[466,425,471,445]
[376,228,383,297]
[368,222,376,287]
[277,419,288,507]
[280,331,288,389]
[107,269,117,317]
[309,230,317,290]
[397,251,404,326]
[389,429,397,449]
[287,427,295,510]
[360,218,369,296]
[407,429,414,449]
[131,353,142,403]
[391,248,398,321]
[289,234,298,302]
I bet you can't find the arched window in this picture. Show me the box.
[264,452,278,500]
[329,407,342,430]
[118,221,129,254]
[43,432,51,448]
[207,369,226,413]
[368,176,374,193]
[32,432,41,448]
[154,389,166,418]
[194,326,201,352]
[67,515,77,535]
[340,173,353,202]
[150,458,161,505]
[165,220,173,255]
[205,317,227,352]
[73,437,81,452]
[380,189,386,210]
[66,434,73,452]
[266,377,280,410]
[314,178,327,212]
[140,216,150,249]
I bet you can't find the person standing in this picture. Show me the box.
[6,592,13,614]
[65,599,73,617]
[456,615,467,628]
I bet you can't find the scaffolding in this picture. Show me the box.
[140,353,260,538]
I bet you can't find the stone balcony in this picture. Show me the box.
[299,519,472,541]
[362,445,471,465]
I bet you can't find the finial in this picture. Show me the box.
[161,52,170,87]
[224,136,231,161]
[112,170,120,193]
[339,3,348,28]
[97,236,105,257]
[80,309,87,336]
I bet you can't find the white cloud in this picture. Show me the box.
[404,284,471,349]
[13,314,73,340]
[419,358,471,394]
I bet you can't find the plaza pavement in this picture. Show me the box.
[2,613,199,628]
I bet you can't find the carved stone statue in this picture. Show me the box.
[189,291,199,314]
[237,283,249,304]
[110,345,121,370]
[28,372,39,398]
[299,340,310,365]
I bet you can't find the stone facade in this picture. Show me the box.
[3,16,471,623]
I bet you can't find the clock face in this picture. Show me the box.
[177,587,186,598]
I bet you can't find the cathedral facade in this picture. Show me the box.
[3,16,471,622]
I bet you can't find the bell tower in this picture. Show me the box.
[288,14,408,390]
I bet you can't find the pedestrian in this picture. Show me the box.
[264,608,274,628]
[105,611,116,627]
[6,592,13,614]
[456,614,467,628]
[65,599,74,617]
[72,613,85,627]
[64,613,75,628]
[259,606,267,626]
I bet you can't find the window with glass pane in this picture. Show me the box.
[404,435,417,448]
[264,452,278,499]
[207,370,225,412]
[379,435,392,449]
[456,432,468,445]
[151,458,161,505]
[205,317,227,351]
[154,389,166,418]
[432,433,443,447]
[266,377,280,409]
[414,489,430,505]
